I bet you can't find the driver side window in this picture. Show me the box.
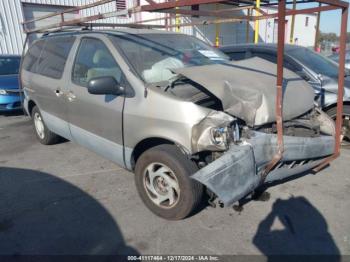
[72,38,122,87]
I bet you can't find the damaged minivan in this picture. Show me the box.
[22,29,336,220]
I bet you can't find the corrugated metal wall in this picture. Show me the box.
[0,0,134,55]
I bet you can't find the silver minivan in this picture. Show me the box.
[22,29,336,220]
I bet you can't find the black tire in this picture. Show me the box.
[134,144,203,220]
[31,106,60,145]
[326,104,350,145]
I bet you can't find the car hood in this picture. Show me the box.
[319,75,350,98]
[174,57,315,126]
[0,74,19,90]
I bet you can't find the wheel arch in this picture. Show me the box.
[27,99,37,117]
[129,137,190,171]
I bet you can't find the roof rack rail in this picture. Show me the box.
[39,22,165,36]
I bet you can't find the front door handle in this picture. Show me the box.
[55,89,63,97]
[66,91,76,102]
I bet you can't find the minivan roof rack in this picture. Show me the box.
[40,22,165,36]
[21,0,349,176]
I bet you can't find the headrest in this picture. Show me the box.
[93,50,111,64]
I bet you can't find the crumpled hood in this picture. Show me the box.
[174,57,315,126]
[0,74,19,90]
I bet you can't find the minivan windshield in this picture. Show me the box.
[0,56,21,76]
[111,33,229,83]
[286,47,341,78]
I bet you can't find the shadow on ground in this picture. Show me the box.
[0,167,138,255]
[253,196,340,261]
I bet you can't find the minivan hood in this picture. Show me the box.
[174,57,315,126]
[0,74,19,90]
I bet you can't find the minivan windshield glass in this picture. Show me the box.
[286,47,340,78]
[111,34,229,83]
[0,57,21,75]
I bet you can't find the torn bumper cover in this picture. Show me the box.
[191,131,335,207]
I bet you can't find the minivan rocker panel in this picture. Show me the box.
[22,29,336,220]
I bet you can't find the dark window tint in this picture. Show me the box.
[22,40,45,73]
[0,57,21,75]
[253,51,277,63]
[36,36,75,79]
[72,38,122,87]
[253,51,302,71]
[287,47,340,78]
[227,50,252,61]
[228,51,246,61]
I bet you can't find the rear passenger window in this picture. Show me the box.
[35,36,75,79]
[72,38,122,87]
[22,40,45,73]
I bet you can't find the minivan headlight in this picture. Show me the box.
[210,127,227,146]
[192,111,234,153]
[0,89,7,95]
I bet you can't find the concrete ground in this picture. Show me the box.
[0,112,349,256]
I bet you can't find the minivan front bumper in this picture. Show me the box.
[191,131,335,207]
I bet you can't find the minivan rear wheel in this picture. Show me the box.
[32,106,60,145]
[134,144,203,220]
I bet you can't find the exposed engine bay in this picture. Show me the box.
[154,58,336,207]
[154,57,335,158]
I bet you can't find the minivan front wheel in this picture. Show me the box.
[32,106,60,145]
[135,144,203,220]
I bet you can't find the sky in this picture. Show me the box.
[319,9,345,35]
[287,2,348,35]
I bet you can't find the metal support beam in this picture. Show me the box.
[246,8,251,43]
[159,5,339,29]
[22,0,115,29]
[263,0,286,178]
[317,0,348,8]
[334,6,348,154]
[140,0,225,11]
[148,5,255,18]
[314,4,348,172]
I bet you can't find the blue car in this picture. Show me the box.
[0,55,23,112]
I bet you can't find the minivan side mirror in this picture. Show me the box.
[87,76,124,96]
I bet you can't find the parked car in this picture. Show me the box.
[328,50,350,70]
[220,44,350,146]
[0,55,22,112]
[22,29,335,220]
